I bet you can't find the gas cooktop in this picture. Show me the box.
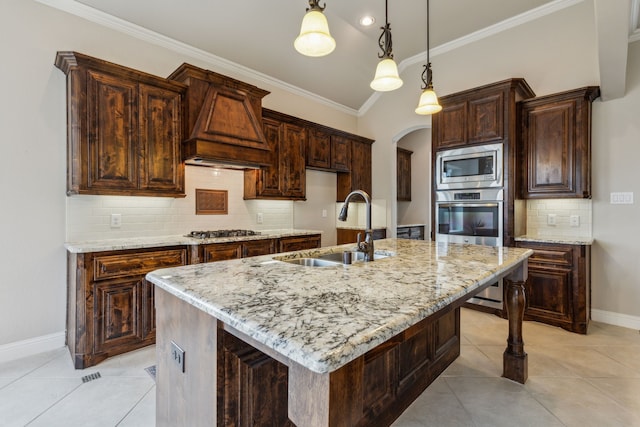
[186,229,261,239]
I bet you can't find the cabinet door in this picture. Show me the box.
[242,239,275,257]
[141,277,155,340]
[337,139,372,201]
[397,148,412,201]
[86,70,138,191]
[94,279,142,354]
[255,117,283,197]
[468,92,504,144]
[202,243,243,262]
[138,84,184,195]
[522,101,576,197]
[306,127,331,169]
[433,100,467,149]
[280,122,306,198]
[278,235,321,252]
[330,135,351,172]
[525,265,573,324]
[520,87,598,199]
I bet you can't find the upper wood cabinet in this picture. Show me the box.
[244,109,306,200]
[432,79,535,151]
[397,148,413,201]
[337,137,374,201]
[55,52,186,197]
[306,129,351,172]
[519,87,599,199]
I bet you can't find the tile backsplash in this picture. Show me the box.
[66,166,293,241]
[526,199,592,238]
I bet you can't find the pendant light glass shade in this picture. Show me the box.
[415,86,442,114]
[415,0,441,115]
[294,9,336,57]
[370,58,403,91]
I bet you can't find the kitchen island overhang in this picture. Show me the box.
[147,238,532,426]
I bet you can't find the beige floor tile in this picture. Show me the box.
[592,344,640,373]
[0,377,80,427]
[442,345,501,378]
[28,377,154,427]
[526,376,640,427]
[445,377,564,427]
[392,378,474,427]
[117,385,156,427]
[0,347,67,379]
[586,377,640,413]
[534,345,637,378]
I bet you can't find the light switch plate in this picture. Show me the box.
[610,192,634,204]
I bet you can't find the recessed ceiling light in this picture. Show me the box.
[359,15,375,27]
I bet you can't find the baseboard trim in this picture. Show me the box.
[592,309,640,331]
[0,331,66,364]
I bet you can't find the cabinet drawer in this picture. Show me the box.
[94,249,188,281]
[516,242,573,267]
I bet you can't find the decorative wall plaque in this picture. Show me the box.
[195,189,228,215]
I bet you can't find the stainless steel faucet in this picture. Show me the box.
[338,190,374,262]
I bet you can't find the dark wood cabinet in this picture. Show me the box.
[244,110,306,200]
[431,79,535,247]
[306,129,352,172]
[67,246,189,369]
[432,82,520,150]
[199,239,276,263]
[213,304,459,427]
[337,137,374,201]
[397,148,413,201]
[55,51,186,197]
[519,87,599,199]
[397,225,425,240]
[336,228,386,245]
[515,241,591,334]
[277,234,321,253]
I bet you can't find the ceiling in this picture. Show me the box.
[45,0,640,112]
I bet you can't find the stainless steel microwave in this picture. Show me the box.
[435,143,503,190]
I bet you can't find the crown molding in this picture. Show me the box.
[359,0,586,116]
[35,0,360,116]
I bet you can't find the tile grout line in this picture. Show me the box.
[114,382,156,426]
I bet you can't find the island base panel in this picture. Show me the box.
[155,288,461,426]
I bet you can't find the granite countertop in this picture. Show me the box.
[64,229,323,253]
[515,235,594,245]
[146,238,533,374]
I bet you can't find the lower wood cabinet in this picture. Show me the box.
[216,308,459,426]
[515,241,591,334]
[67,246,189,369]
[198,239,276,263]
[397,225,425,240]
[278,234,321,252]
[337,228,386,245]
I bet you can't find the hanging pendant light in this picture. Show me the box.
[294,0,336,57]
[415,0,442,114]
[370,0,403,92]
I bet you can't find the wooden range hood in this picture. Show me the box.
[169,64,272,169]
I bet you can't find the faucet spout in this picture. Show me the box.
[338,190,374,262]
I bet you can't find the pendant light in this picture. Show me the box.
[370,0,403,92]
[294,0,336,57]
[415,0,442,115]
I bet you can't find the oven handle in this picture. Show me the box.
[437,202,502,208]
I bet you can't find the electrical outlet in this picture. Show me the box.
[570,215,580,227]
[110,213,122,228]
[256,212,263,224]
[547,214,557,226]
[171,341,185,373]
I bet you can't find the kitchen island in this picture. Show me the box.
[146,238,532,426]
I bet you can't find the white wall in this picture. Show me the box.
[359,0,640,326]
[397,129,431,235]
[293,170,338,247]
[0,0,358,352]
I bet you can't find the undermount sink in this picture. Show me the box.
[278,251,393,267]
[280,258,341,267]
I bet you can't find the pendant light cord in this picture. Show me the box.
[426,0,430,64]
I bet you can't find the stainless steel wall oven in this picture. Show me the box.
[435,157,505,309]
